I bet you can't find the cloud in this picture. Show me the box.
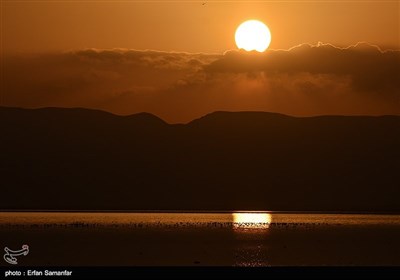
[71,48,220,70]
[2,43,399,123]
[2,49,217,110]
[205,42,400,93]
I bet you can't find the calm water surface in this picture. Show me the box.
[1,212,399,226]
[1,212,399,266]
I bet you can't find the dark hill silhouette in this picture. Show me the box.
[1,106,399,212]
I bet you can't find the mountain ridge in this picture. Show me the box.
[1,106,399,211]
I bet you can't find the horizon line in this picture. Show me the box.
[1,105,400,125]
[1,209,400,215]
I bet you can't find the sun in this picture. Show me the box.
[235,20,272,52]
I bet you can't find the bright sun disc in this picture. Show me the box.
[235,20,271,52]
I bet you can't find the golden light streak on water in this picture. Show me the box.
[232,212,271,229]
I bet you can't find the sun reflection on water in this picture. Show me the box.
[232,212,271,229]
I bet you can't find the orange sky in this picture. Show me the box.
[1,1,399,122]
[2,1,399,53]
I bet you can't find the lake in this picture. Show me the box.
[1,212,399,266]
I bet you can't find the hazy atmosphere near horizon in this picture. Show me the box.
[1,0,400,272]
[1,0,399,122]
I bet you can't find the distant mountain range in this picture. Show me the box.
[1,107,399,212]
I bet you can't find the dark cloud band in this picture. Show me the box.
[2,43,399,123]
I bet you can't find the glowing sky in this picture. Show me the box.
[1,1,399,122]
[2,1,399,53]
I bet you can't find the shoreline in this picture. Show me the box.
[1,210,400,215]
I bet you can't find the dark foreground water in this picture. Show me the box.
[0,212,399,266]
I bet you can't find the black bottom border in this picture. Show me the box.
[1,267,400,279]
